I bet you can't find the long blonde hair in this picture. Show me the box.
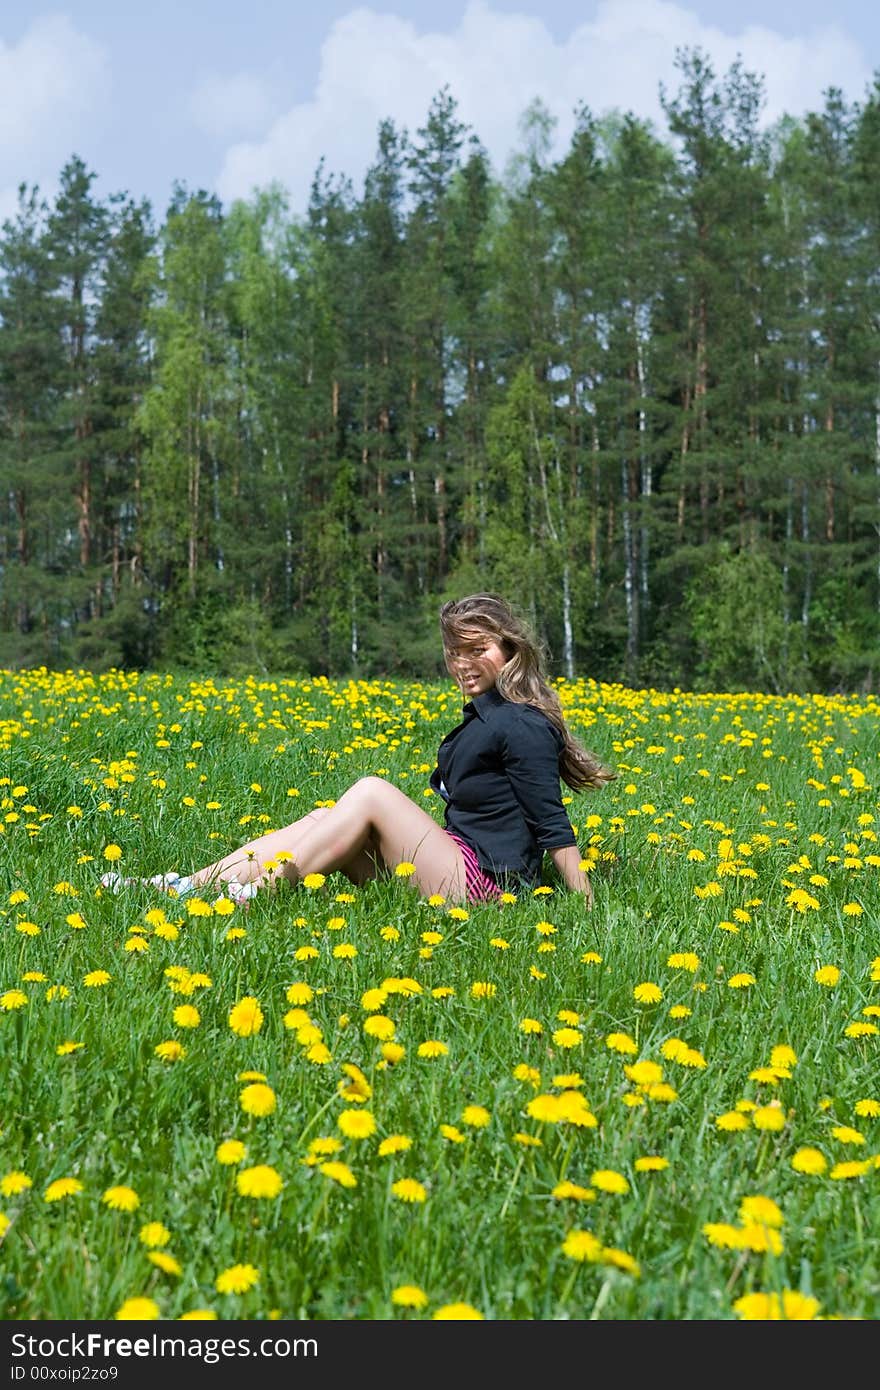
[439,593,615,792]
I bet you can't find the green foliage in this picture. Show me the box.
[2,69,880,692]
[686,545,800,692]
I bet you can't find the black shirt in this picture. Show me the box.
[429,687,577,886]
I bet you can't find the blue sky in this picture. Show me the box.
[1,1,877,222]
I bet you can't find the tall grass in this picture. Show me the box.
[1,670,878,1320]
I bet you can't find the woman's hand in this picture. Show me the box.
[549,845,594,908]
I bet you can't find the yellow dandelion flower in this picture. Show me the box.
[391,1177,427,1203]
[102,1185,140,1212]
[667,953,699,972]
[739,1224,785,1255]
[624,1059,664,1088]
[184,898,213,918]
[236,1165,284,1198]
[0,1172,32,1197]
[526,1094,562,1123]
[287,982,314,1005]
[337,1109,376,1140]
[394,861,416,877]
[552,1180,595,1201]
[769,1044,798,1069]
[215,1263,260,1295]
[814,965,840,986]
[302,874,326,890]
[319,1161,357,1188]
[513,1132,542,1148]
[147,1251,182,1276]
[470,981,496,999]
[239,1083,276,1117]
[44,1177,83,1203]
[844,1021,879,1038]
[854,1099,880,1118]
[461,1105,490,1129]
[829,1159,873,1180]
[377,1135,412,1157]
[715,1111,750,1132]
[173,1005,200,1028]
[644,1082,678,1102]
[605,1032,638,1055]
[432,1303,483,1320]
[228,996,264,1037]
[703,1222,742,1249]
[634,1156,669,1172]
[552,1027,583,1049]
[601,1248,641,1277]
[115,1297,160,1320]
[417,1040,449,1059]
[734,1290,820,1321]
[561,1229,603,1263]
[391,1284,428,1310]
[728,972,756,989]
[591,1169,629,1195]
[831,1125,866,1146]
[139,1222,171,1248]
[752,1105,786,1132]
[634,982,663,1004]
[739,1194,783,1228]
[439,1124,466,1144]
[154,1040,185,1063]
[363,1015,396,1040]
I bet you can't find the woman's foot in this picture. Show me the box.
[100,870,195,897]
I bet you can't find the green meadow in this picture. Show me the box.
[1,668,878,1321]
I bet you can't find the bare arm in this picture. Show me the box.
[548,845,594,908]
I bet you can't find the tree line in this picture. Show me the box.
[2,49,879,692]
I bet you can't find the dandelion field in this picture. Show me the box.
[1,668,879,1322]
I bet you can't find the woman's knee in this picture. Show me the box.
[342,775,392,809]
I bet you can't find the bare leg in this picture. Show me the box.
[188,808,374,891]
[280,776,468,900]
[191,777,468,901]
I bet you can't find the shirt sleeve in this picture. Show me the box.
[500,708,577,849]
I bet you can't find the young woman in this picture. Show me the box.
[103,594,614,906]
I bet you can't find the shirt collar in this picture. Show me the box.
[467,687,506,721]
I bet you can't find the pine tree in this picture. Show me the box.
[46,155,109,608]
[0,184,64,659]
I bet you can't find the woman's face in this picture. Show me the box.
[444,629,509,698]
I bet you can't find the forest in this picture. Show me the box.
[1,48,879,692]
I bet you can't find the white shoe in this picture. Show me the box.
[222,879,258,905]
[150,872,196,898]
[100,871,137,892]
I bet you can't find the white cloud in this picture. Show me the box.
[213,0,871,210]
[190,71,278,139]
[0,12,110,218]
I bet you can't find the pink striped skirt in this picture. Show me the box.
[446,832,502,903]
